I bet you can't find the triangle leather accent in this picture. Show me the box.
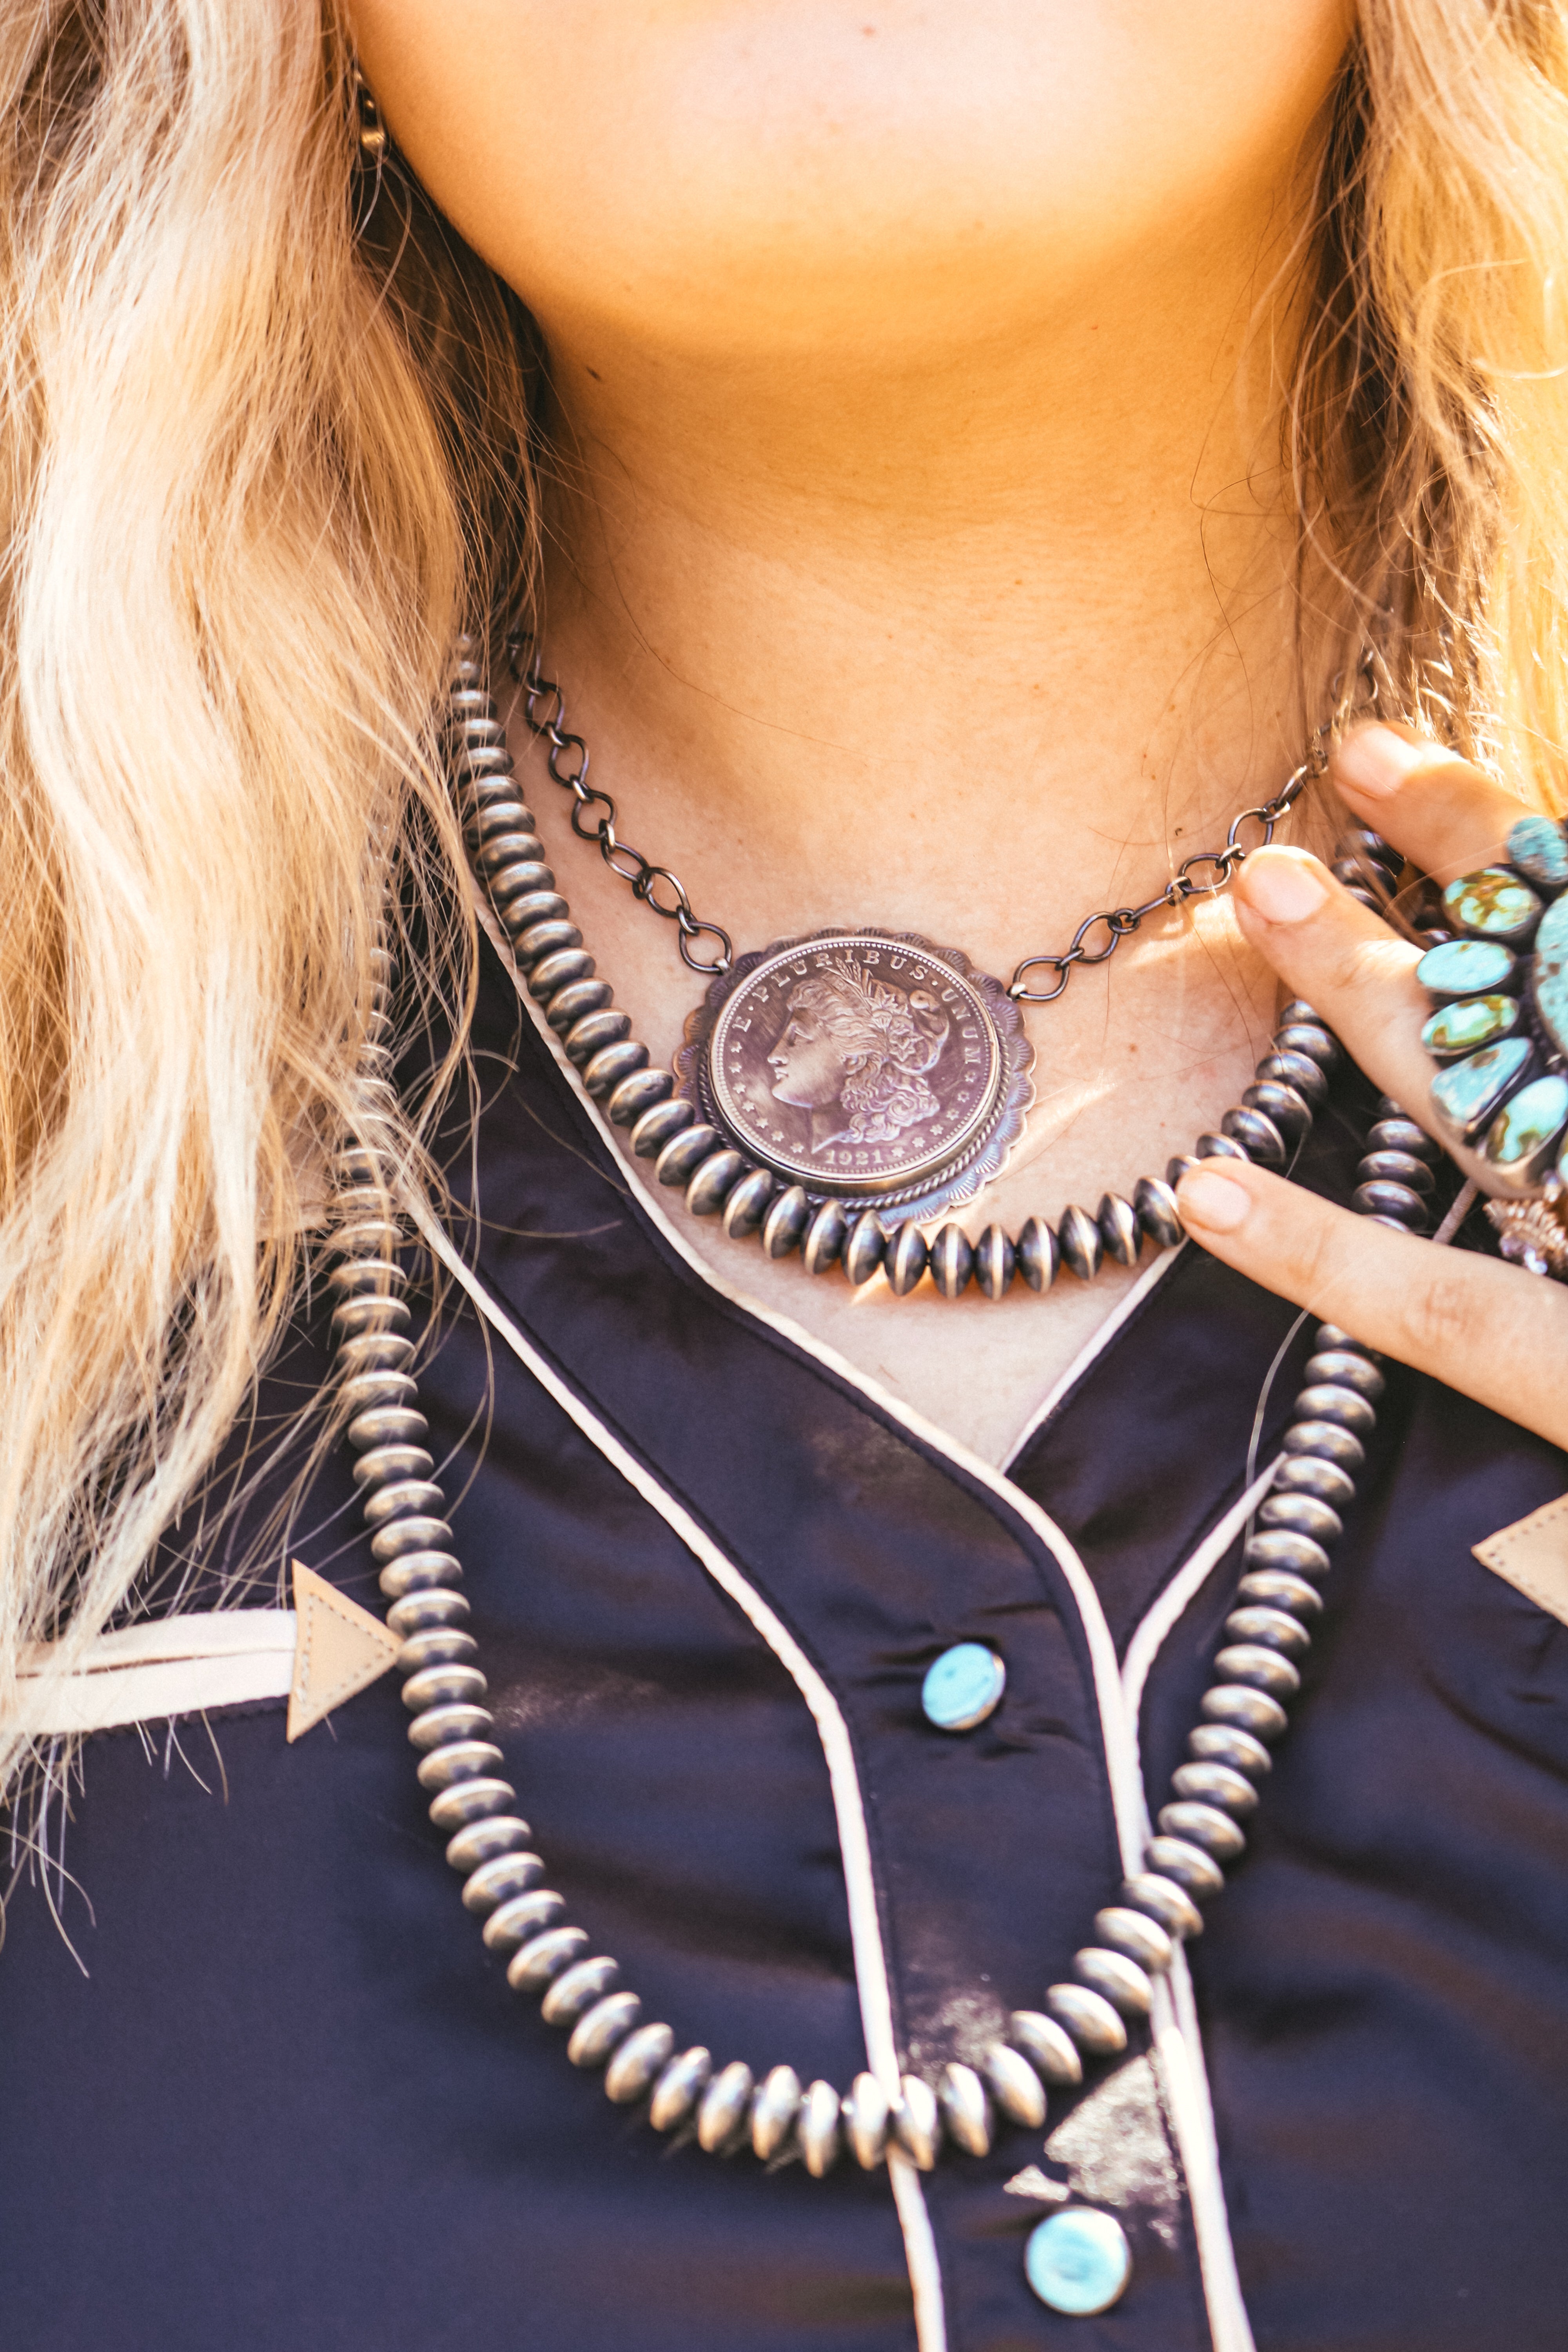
[286,1561,401,1742]
[1472,1493,1568,1632]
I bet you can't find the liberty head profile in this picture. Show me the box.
[766,954,950,1153]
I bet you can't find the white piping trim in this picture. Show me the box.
[1120,1463,1280,1734]
[1116,1476,1279,2352]
[1001,1241,1185,1471]
[7,1611,296,1735]
[416,1204,946,2350]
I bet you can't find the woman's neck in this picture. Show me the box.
[533,189,1316,993]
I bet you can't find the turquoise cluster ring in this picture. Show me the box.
[1418,813,1568,1276]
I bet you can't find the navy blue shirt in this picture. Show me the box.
[3,932,1566,2352]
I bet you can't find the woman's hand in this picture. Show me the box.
[1174,723,1568,1452]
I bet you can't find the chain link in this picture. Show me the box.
[508,630,1378,1002]
[1005,648,1379,1001]
[507,632,735,976]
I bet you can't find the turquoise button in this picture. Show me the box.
[1024,2207,1132,2316]
[920,1642,1005,1732]
[1430,1036,1534,1145]
[1507,812,1568,892]
[1485,1073,1568,1191]
[1415,936,1518,1000]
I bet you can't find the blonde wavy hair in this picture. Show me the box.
[2,0,1567,1809]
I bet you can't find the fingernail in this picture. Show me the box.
[1176,1169,1252,1233]
[1334,724,1428,802]
[1238,849,1329,925]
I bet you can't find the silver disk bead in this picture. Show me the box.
[330,1294,410,1343]
[563,1008,631,1065]
[1186,1722,1273,1778]
[1045,1983,1128,2057]
[1368,1116,1436,1160]
[363,1478,447,1531]
[1120,1873,1204,1940]
[1281,1419,1365,1474]
[1157,1801,1247,1862]
[1016,1215,1060,1291]
[397,1627,478,1675]
[546,977,614,1033]
[937,2063,992,2157]
[1008,2010,1083,2087]
[1237,1564,1324,1620]
[761,1185,811,1259]
[1073,1947,1154,2017]
[585,1041,650,1101]
[337,1331,416,1381]
[722,1165,777,1240]
[1304,1348,1386,1401]
[844,1211,887,1287]
[1212,1643,1300,1702]
[524,947,597,1002]
[428,1776,517,1833]
[632,1098,694,1158]
[1132,1176,1183,1250]
[975,1225,1015,1299]
[406,1701,490,1752]
[893,2076,943,2169]
[1172,1760,1259,1816]
[497,887,570,935]
[1254,1049,1329,1108]
[1091,1906,1175,1974]
[696,2060,755,2153]
[606,1068,674,1127]
[1244,1528,1332,1580]
[402,1662,486,1713]
[446,1817,534,1874]
[1166,1154,1203,1187]
[1256,1492,1342,1546]
[802,1198,849,1276]
[1241,1079,1312,1143]
[797,2078,844,2177]
[347,1406,428,1452]
[1143,1834,1226,1900]
[982,2043,1047,2129]
[416,1736,503,1789]
[507,1925,590,1991]
[1200,1684,1289,1742]
[750,2065,803,2161]
[1225,1605,1311,1659]
[843,2073,893,2169]
[463,1853,543,1918]
[543,1957,621,2032]
[380,1549,465,1601]
[656,1123,722,1188]
[649,2047,713,2133]
[1221,1106,1287,1168]
[1098,1193,1140,1267]
[1195,1132,1247,1164]
[886,1221,930,1296]
[929,1223,973,1298]
[569,1991,643,2069]
[1352,1178,1428,1229]
[481,1888,561,1953]
[1274,1020,1339,1070]
[1057,1205,1103,1282]
[686,1148,748,1218]
[605,2022,677,2106]
[1357,1150,1435,1194]
[388,1589,471,1638]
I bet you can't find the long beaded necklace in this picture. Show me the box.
[319,642,1457,2316]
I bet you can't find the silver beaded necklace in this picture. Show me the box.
[449,634,1388,1296]
[321,642,1439,2317]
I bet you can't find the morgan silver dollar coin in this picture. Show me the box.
[675,928,1035,1223]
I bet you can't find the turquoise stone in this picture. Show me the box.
[1532,891,1568,1059]
[1024,2208,1132,2316]
[1441,866,1542,942]
[1506,813,1568,893]
[1415,937,1518,1000]
[1421,994,1519,1063]
[1485,1074,1568,1192]
[1429,1036,1535,1144]
[920,1642,1005,1733]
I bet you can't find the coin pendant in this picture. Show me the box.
[675,928,1035,1224]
